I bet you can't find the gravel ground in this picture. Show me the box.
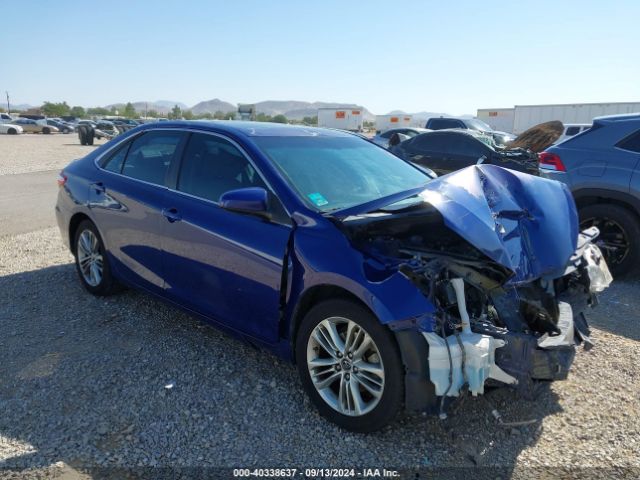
[0,227,638,478]
[0,134,106,176]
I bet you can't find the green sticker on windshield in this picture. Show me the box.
[308,192,329,207]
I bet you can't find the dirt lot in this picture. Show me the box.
[0,133,107,176]
[0,134,639,478]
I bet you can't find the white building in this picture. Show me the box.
[477,102,640,134]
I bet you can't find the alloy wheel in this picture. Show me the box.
[77,230,103,287]
[306,317,385,416]
[580,216,630,267]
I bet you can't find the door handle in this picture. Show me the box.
[91,182,105,194]
[162,207,182,223]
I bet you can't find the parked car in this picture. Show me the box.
[425,116,516,145]
[13,118,58,134]
[391,129,539,176]
[0,123,23,134]
[46,119,74,133]
[554,123,592,144]
[540,113,640,275]
[56,121,610,432]
[372,127,430,149]
[0,113,16,124]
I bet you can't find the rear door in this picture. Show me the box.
[160,131,291,343]
[89,130,187,293]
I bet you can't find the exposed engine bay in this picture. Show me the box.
[339,201,612,411]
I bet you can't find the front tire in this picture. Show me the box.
[295,299,403,432]
[73,220,120,295]
[579,204,640,277]
[7,128,17,135]
[43,127,51,134]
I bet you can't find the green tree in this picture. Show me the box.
[169,104,182,119]
[69,106,86,118]
[183,110,194,120]
[302,115,318,125]
[109,106,117,115]
[272,114,287,124]
[147,109,159,118]
[87,107,111,116]
[42,101,70,117]
[256,112,272,122]
[196,112,213,120]
[123,102,136,118]
[0,107,5,113]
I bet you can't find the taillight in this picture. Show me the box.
[538,151,566,172]
[57,171,67,187]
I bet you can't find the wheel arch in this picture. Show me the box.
[573,189,640,220]
[68,212,93,253]
[288,284,378,362]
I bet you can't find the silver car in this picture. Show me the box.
[372,127,430,149]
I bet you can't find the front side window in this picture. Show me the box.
[178,133,268,202]
[121,131,183,185]
[253,135,429,212]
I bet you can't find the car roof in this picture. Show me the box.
[140,120,355,138]
[592,113,640,124]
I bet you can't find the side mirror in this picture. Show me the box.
[219,187,271,219]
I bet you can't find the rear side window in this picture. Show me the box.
[616,130,640,153]
[102,142,131,173]
[565,126,581,136]
[121,131,184,185]
[178,133,268,202]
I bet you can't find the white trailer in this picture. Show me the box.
[375,114,414,133]
[511,102,640,134]
[476,108,515,133]
[317,108,363,131]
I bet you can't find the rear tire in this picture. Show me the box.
[579,204,640,277]
[295,299,404,432]
[43,127,51,134]
[73,220,121,296]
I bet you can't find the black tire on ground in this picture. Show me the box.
[42,127,51,134]
[295,299,404,432]
[7,128,17,135]
[78,125,87,145]
[87,128,95,145]
[579,203,640,277]
[73,220,121,296]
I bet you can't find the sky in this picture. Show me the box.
[2,0,639,115]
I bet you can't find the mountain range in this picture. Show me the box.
[9,99,471,120]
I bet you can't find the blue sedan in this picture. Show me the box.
[56,121,610,431]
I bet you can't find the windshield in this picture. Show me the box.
[253,135,430,212]
[466,119,493,131]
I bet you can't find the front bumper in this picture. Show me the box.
[395,233,611,412]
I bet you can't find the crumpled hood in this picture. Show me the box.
[416,164,578,284]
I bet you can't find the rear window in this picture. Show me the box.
[616,129,640,153]
[427,118,464,130]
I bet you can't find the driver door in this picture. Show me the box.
[161,131,291,344]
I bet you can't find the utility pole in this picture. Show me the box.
[5,91,10,114]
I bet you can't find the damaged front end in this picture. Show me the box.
[335,165,612,413]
